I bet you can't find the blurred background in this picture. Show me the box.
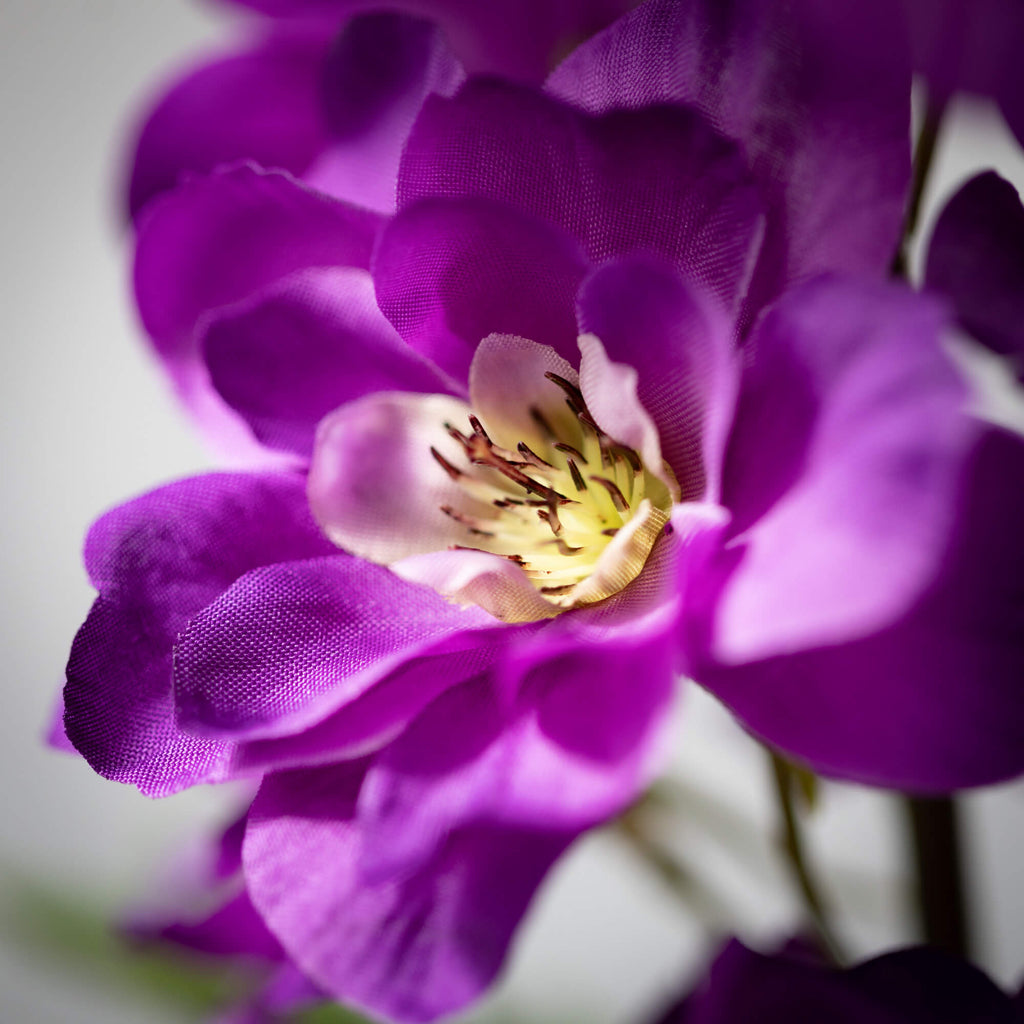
[1,2,1023,1021]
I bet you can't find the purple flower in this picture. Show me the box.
[61,1,1024,1019]
[652,938,1024,1024]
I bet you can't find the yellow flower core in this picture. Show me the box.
[432,371,675,613]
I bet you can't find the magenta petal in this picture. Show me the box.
[716,277,971,663]
[127,29,334,220]
[703,428,1024,791]
[925,172,1024,372]
[64,472,335,796]
[134,164,381,454]
[374,197,590,381]
[577,256,739,502]
[202,267,456,459]
[174,554,497,740]
[398,80,764,315]
[549,0,911,314]
[245,761,573,1022]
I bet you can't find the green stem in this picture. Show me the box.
[906,796,971,957]
[769,753,844,964]
[891,94,948,279]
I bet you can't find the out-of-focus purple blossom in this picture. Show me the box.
[60,0,1024,1020]
[652,938,1024,1024]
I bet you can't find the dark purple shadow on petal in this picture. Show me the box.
[398,80,764,317]
[548,0,911,321]
[926,171,1024,376]
[701,428,1024,791]
[126,28,335,221]
[374,196,590,382]
[64,472,336,796]
[245,761,574,1022]
[577,255,739,502]
[202,266,457,459]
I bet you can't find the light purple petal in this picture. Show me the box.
[577,256,739,503]
[701,428,1024,791]
[126,28,334,220]
[925,172,1024,373]
[244,761,574,1022]
[64,472,335,796]
[374,197,590,382]
[548,0,911,317]
[398,80,764,316]
[714,277,971,663]
[202,266,456,459]
[174,554,498,740]
[134,163,381,457]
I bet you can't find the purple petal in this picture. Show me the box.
[306,12,464,212]
[577,256,739,502]
[64,472,335,796]
[715,277,971,663]
[398,80,764,315]
[548,0,911,316]
[134,164,381,456]
[358,620,676,879]
[245,761,573,1022]
[374,196,590,382]
[126,28,334,220]
[702,427,1024,791]
[218,0,632,82]
[926,172,1024,373]
[202,266,456,459]
[174,554,498,740]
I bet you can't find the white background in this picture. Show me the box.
[1,2,1022,1021]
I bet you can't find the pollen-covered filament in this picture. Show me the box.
[431,372,675,612]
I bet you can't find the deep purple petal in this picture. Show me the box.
[577,256,739,502]
[374,196,590,382]
[244,761,574,1022]
[307,12,464,211]
[218,0,632,82]
[656,939,1018,1024]
[701,427,1024,791]
[398,80,764,316]
[174,554,498,740]
[202,266,456,459]
[126,29,334,220]
[926,172,1024,375]
[133,164,381,456]
[64,472,335,796]
[548,0,911,317]
[716,277,971,663]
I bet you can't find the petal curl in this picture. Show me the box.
[64,472,334,795]
[244,762,573,1022]
[202,266,456,459]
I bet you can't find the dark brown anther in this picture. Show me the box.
[540,584,575,596]
[544,371,584,402]
[601,527,620,537]
[554,441,586,463]
[554,539,583,556]
[567,458,587,492]
[592,475,630,512]
[440,505,495,537]
[430,447,463,481]
[493,497,526,508]
[517,441,555,468]
[608,444,642,473]
[537,506,562,536]
[468,415,491,441]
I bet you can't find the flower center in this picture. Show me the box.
[431,371,674,611]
